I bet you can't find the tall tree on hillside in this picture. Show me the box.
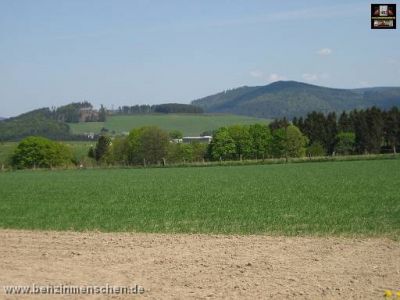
[335,132,356,155]
[271,127,287,159]
[208,127,236,160]
[353,110,369,154]
[228,125,252,160]
[293,116,305,134]
[111,136,129,165]
[353,107,384,154]
[271,125,307,159]
[365,107,384,153]
[324,112,338,155]
[285,125,308,158]
[126,128,144,164]
[338,111,353,132]
[94,135,111,162]
[98,105,107,122]
[269,117,289,132]
[139,126,169,164]
[302,111,327,154]
[249,124,271,160]
[125,126,169,165]
[383,107,399,154]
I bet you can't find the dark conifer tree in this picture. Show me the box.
[383,107,399,154]
[365,107,384,153]
[338,111,353,132]
[324,112,337,155]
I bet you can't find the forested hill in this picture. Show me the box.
[191,81,400,119]
[0,108,71,141]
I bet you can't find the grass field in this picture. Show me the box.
[68,114,269,136]
[0,159,399,238]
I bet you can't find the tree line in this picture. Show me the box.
[0,102,108,141]
[88,123,307,166]
[7,106,400,169]
[88,127,208,166]
[113,103,204,115]
[291,106,400,155]
[91,105,397,165]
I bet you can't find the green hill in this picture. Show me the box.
[0,108,71,141]
[192,81,400,119]
[69,114,269,136]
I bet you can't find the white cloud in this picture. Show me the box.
[317,48,332,56]
[302,73,318,82]
[268,73,286,82]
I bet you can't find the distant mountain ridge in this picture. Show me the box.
[191,81,400,119]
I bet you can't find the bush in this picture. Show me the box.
[12,136,73,169]
[94,135,112,163]
[335,132,356,155]
[307,142,326,157]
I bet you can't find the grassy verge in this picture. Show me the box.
[0,160,399,238]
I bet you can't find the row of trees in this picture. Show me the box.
[8,106,400,169]
[207,124,307,161]
[55,102,107,123]
[113,103,203,115]
[89,106,400,166]
[0,102,109,142]
[89,126,208,165]
[54,102,93,123]
[90,124,308,166]
[291,106,400,155]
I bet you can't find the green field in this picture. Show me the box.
[0,159,399,238]
[68,114,269,136]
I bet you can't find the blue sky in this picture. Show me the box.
[0,0,399,117]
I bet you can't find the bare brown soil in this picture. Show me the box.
[0,230,399,299]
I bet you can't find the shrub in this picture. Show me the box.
[307,142,326,157]
[335,132,356,155]
[12,136,73,169]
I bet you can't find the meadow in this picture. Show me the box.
[68,114,269,136]
[0,159,399,238]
